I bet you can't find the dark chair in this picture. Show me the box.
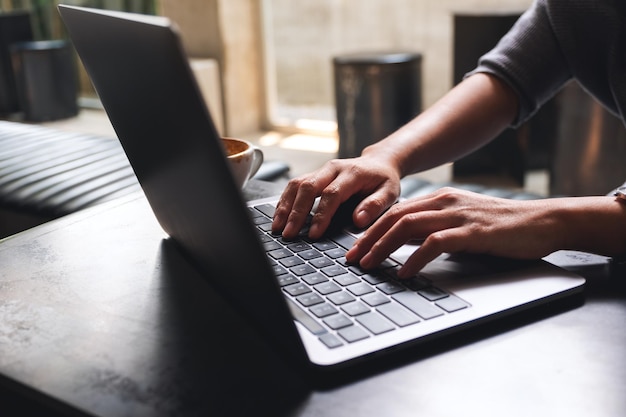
[0,121,289,238]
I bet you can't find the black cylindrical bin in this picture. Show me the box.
[10,40,78,122]
[333,52,422,159]
[0,11,33,115]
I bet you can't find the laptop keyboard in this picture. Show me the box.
[250,203,470,349]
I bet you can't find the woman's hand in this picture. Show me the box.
[272,152,402,240]
[346,187,572,278]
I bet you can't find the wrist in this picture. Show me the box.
[361,140,406,178]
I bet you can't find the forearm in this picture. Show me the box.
[362,72,519,178]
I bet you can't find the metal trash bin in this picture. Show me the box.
[333,52,422,159]
[10,40,78,122]
[0,11,33,115]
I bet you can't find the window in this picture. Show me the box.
[260,0,533,135]
[260,0,429,135]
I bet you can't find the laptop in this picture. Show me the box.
[58,5,585,373]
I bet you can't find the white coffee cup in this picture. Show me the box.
[223,137,264,189]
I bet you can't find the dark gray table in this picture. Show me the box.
[0,180,624,417]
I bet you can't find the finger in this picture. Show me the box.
[347,200,463,267]
[280,177,326,238]
[346,210,402,263]
[398,228,469,278]
[308,172,371,239]
[357,212,423,269]
[272,181,299,233]
[348,198,438,259]
[279,160,364,239]
[308,183,348,239]
[352,183,400,229]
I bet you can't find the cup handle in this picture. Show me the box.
[248,146,264,180]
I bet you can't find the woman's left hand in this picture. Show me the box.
[346,187,567,278]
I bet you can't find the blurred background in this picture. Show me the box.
[1,0,625,197]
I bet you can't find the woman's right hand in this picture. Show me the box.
[271,152,402,240]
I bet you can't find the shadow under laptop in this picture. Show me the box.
[145,239,312,416]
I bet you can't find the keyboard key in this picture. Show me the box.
[323,314,352,330]
[319,333,343,349]
[362,292,390,307]
[325,248,347,259]
[377,281,406,295]
[347,282,375,296]
[277,274,298,287]
[263,241,282,251]
[436,295,470,312]
[338,325,369,343]
[269,248,292,259]
[378,258,397,269]
[248,207,264,218]
[333,273,360,286]
[280,256,304,268]
[309,257,334,268]
[321,264,347,277]
[297,292,324,307]
[290,264,316,276]
[356,311,395,334]
[277,236,300,246]
[327,291,356,305]
[254,203,276,218]
[298,249,323,260]
[310,303,338,318]
[314,281,341,295]
[392,291,444,320]
[382,268,404,281]
[301,272,328,285]
[341,301,370,316]
[404,276,430,291]
[287,242,311,252]
[284,282,311,296]
[257,234,273,244]
[271,264,288,276]
[362,273,387,285]
[348,264,368,275]
[361,292,391,307]
[418,287,449,301]
[377,303,420,327]
[312,241,337,251]
[253,216,272,226]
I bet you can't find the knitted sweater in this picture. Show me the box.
[471,0,626,128]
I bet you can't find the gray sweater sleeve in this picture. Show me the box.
[468,0,626,128]
[467,0,572,127]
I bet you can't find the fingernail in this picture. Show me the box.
[360,253,373,269]
[355,210,371,227]
[345,244,358,262]
[308,223,321,239]
[271,215,283,231]
[396,266,414,280]
[283,221,296,237]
